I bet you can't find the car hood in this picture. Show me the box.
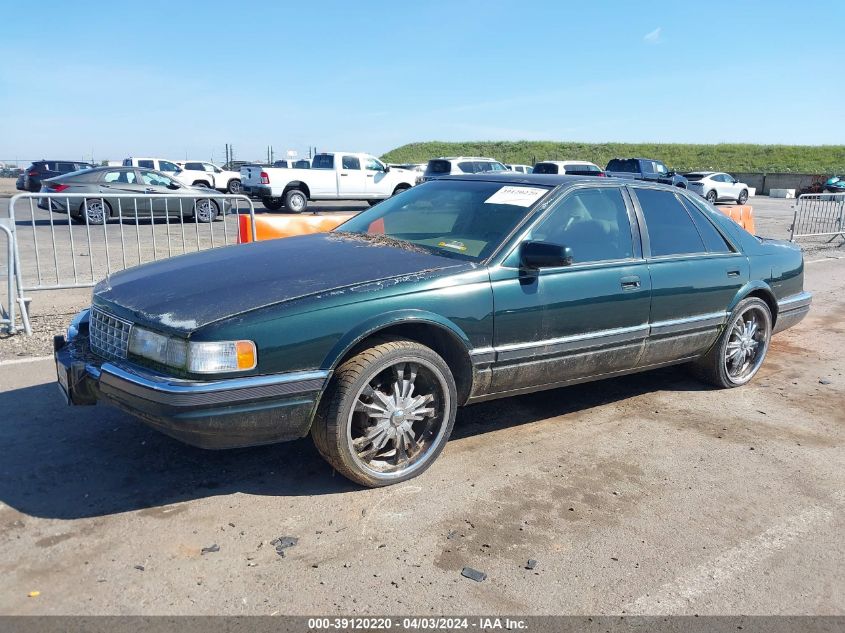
[93,232,472,333]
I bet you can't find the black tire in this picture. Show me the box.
[737,189,748,204]
[312,337,458,487]
[227,179,242,194]
[284,188,308,213]
[262,197,284,211]
[691,297,772,389]
[392,185,411,197]
[78,198,110,225]
[192,180,212,188]
[706,189,718,204]
[193,199,219,223]
[367,199,382,207]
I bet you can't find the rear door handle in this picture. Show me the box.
[340,173,348,177]
[620,275,641,290]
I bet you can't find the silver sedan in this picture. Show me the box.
[37,166,232,224]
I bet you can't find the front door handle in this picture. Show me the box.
[144,188,156,193]
[620,275,641,290]
[726,269,740,277]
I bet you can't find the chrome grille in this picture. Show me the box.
[89,308,132,360]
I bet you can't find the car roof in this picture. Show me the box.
[436,172,685,191]
[433,156,501,162]
[535,160,599,166]
[687,171,715,176]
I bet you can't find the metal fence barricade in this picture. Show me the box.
[6,192,257,335]
[0,217,31,335]
[790,193,845,243]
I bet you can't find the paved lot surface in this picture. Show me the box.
[0,251,842,614]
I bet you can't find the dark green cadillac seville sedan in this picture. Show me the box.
[55,174,811,486]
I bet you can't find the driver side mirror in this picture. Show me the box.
[167,182,181,190]
[384,165,390,173]
[520,241,573,269]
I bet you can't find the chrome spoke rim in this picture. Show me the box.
[723,307,768,382]
[348,359,447,477]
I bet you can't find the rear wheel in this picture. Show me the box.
[312,338,457,487]
[227,179,242,194]
[192,180,212,188]
[392,185,411,197]
[705,190,718,203]
[692,297,772,388]
[262,197,284,211]
[367,199,382,207]
[737,189,749,204]
[284,188,308,213]
[78,198,109,225]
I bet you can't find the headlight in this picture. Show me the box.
[128,326,256,373]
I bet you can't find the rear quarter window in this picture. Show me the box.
[312,155,335,169]
[427,160,453,174]
[532,163,559,175]
[606,159,639,173]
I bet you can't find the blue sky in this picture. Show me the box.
[1,0,843,164]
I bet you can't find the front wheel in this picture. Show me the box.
[312,338,457,487]
[692,297,772,388]
[284,188,308,213]
[193,199,219,223]
[737,189,749,204]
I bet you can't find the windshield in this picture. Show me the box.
[334,179,552,262]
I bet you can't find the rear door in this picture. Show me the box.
[100,168,149,215]
[630,185,748,366]
[338,154,366,197]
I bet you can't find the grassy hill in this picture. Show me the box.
[382,141,845,174]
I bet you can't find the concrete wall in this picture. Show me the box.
[733,173,827,195]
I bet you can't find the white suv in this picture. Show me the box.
[177,160,243,193]
[122,157,183,177]
[422,157,508,181]
[532,160,605,176]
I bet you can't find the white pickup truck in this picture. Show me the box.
[240,152,417,212]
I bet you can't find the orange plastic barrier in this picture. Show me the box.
[718,205,755,234]
[238,213,351,243]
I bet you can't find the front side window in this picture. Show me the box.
[653,161,668,174]
[335,180,551,262]
[526,187,633,264]
[342,156,361,170]
[634,188,706,257]
[159,160,179,173]
[364,158,385,172]
[138,159,154,169]
[141,172,174,187]
[103,170,137,184]
[489,162,508,171]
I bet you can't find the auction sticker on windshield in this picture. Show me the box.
[484,185,547,207]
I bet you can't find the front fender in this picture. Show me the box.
[322,309,474,370]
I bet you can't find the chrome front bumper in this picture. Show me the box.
[55,310,330,449]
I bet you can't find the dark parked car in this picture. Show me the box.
[38,166,231,224]
[55,175,811,486]
[605,158,688,188]
[18,160,93,192]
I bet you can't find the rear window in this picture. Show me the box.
[457,162,476,173]
[532,163,560,175]
[312,154,334,169]
[56,162,77,172]
[606,159,639,173]
[685,173,706,181]
[427,160,452,174]
[272,161,289,168]
[564,164,601,175]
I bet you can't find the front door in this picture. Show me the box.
[629,186,749,366]
[364,157,393,196]
[488,185,652,395]
[140,171,184,217]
